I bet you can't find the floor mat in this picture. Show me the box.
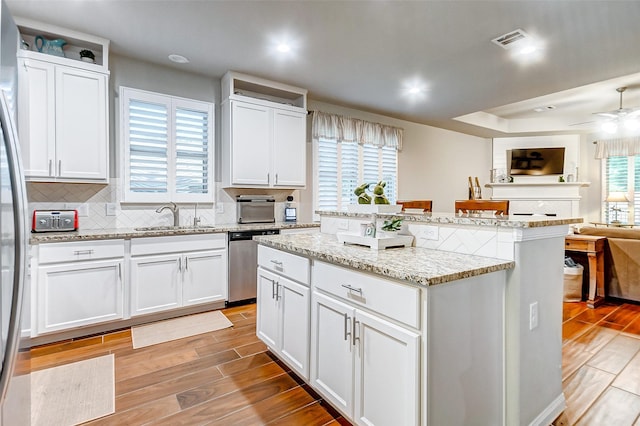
[131,310,233,349]
[31,354,114,426]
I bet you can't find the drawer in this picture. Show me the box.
[131,233,226,256]
[38,239,125,264]
[313,260,420,329]
[258,245,310,285]
[565,239,590,251]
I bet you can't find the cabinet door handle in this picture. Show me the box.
[184,256,188,271]
[341,284,362,294]
[275,173,278,184]
[118,263,122,281]
[271,279,276,299]
[48,159,53,176]
[344,313,351,342]
[267,173,270,184]
[275,282,281,300]
[58,160,61,176]
[352,318,360,346]
[178,257,182,272]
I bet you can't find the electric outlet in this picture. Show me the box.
[66,203,89,217]
[105,203,117,216]
[337,219,349,230]
[424,225,439,240]
[529,301,539,330]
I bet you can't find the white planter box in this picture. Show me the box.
[336,232,414,250]
[346,204,402,214]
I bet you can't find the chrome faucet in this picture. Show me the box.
[156,202,180,226]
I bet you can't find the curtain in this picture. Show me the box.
[594,136,640,159]
[311,110,403,150]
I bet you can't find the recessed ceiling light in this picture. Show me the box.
[168,54,189,64]
[277,43,291,53]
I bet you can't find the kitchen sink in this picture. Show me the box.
[134,225,217,232]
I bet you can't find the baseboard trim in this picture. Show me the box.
[529,393,566,426]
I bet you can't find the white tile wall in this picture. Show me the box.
[27,180,229,230]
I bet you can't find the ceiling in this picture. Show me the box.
[7,0,640,138]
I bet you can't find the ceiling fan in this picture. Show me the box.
[592,87,640,133]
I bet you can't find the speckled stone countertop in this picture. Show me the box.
[317,210,583,228]
[29,222,319,244]
[255,233,515,287]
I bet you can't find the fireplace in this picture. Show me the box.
[486,182,589,218]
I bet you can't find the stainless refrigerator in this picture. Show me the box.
[0,0,30,424]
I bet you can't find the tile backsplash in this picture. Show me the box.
[26,180,294,230]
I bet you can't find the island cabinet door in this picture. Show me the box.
[310,292,356,417]
[257,267,280,349]
[278,277,310,379]
[353,309,420,426]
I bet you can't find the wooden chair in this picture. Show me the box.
[397,200,433,213]
[454,200,509,216]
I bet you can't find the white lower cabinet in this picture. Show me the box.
[35,240,125,334]
[257,246,310,379]
[311,291,420,426]
[130,234,227,316]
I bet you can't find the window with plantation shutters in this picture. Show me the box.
[314,138,397,215]
[121,87,214,203]
[603,156,639,224]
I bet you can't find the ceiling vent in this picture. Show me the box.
[491,29,531,50]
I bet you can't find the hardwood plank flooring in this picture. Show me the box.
[29,300,640,425]
[30,303,348,425]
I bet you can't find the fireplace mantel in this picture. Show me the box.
[485,182,590,217]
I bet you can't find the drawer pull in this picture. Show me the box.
[271,279,277,299]
[73,249,94,256]
[341,284,363,294]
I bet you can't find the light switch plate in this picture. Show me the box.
[66,203,89,217]
[105,203,117,216]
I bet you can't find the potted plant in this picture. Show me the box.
[79,49,95,63]
[380,218,402,237]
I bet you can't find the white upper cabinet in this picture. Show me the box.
[16,19,110,183]
[221,71,308,189]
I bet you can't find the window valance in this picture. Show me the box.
[311,110,403,150]
[594,136,640,159]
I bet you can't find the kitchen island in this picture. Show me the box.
[255,211,582,426]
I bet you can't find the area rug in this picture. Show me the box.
[131,310,233,349]
[31,354,115,426]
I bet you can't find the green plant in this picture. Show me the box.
[79,49,95,60]
[381,218,402,231]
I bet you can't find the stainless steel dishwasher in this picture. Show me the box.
[227,228,280,305]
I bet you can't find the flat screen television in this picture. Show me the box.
[509,147,565,176]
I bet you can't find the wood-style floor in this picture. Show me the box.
[30,304,349,425]
[562,301,640,425]
[30,300,640,425]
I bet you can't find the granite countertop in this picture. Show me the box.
[29,221,319,244]
[255,233,515,287]
[317,210,583,228]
